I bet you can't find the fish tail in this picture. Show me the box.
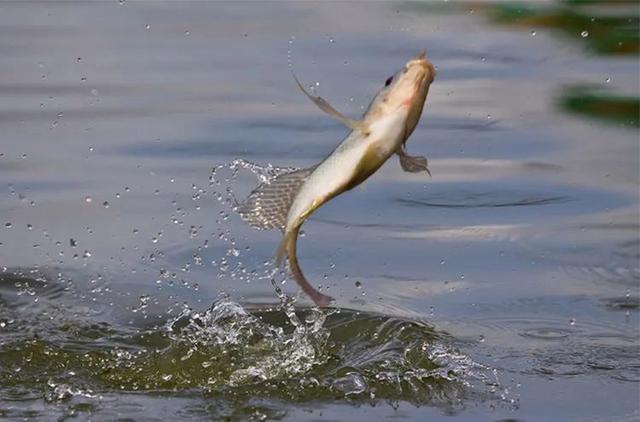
[274,229,293,267]
[275,226,333,307]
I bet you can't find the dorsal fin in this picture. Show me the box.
[237,166,315,231]
[292,73,368,133]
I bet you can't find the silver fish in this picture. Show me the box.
[239,51,436,306]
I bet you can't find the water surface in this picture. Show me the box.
[0,1,638,420]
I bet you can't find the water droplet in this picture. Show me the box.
[161,374,172,381]
[80,77,87,82]
[90,88,99,96]
[605,77,611,83]
[152,237,158,244]
[569,318,576,326]
[329,37,335,43]
[184,30,190,36]
[26,224,32,230]
[85,196,92,203]
[4,222,11,229]
[440,259,446,265]
[479,335,485,343]
[530,30,536,37]
[145,24,151,30]
[580,30,589,38]
[102,201,109,208]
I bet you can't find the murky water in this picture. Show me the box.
[1,1,638,420]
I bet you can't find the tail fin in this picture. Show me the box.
[276,226,333,307]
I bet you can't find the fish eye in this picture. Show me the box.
[384,75,393,87]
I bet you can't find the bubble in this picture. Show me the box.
[90,88,99,96]
[85,196,92,203]
[605,77,611,83]
[4,222,11,229]
[580,30,589,38]
[103,201,110,208]
[145,24,151,30]
[569,318,576,326]
[530,30,536,37]
[355,281,362,288]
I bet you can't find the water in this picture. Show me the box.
[0,1,638,420]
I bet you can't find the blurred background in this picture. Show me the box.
[0,1,638,420]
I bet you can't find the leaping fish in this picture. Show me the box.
[239,51,436,307]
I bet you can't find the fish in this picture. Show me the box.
[238,51,436,307]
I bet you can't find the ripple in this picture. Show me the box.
[520,327,572,341]
[398,195,569,209]
[602,296,640,311]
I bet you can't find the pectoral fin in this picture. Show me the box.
[397,147,431,176]
[293,73,368,133]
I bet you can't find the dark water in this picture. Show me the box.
[1,1,638,420]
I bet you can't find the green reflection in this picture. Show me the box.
[488,1,639,55]
[559,85,639,127]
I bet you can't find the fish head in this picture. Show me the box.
[365,50,436,139]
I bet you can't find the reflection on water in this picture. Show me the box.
[560,84,639,126]
[486,0,639,56]
[0,0,638,420]
[481,0,640,128]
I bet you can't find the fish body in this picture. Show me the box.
[285,107,409,233]
[239,51,436,306]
